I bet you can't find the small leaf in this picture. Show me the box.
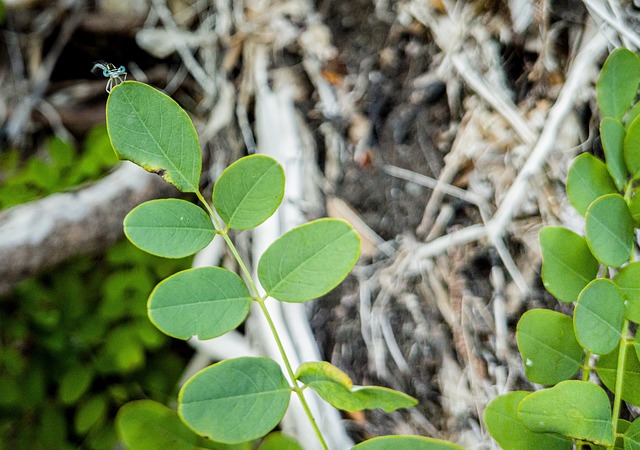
[596,344,640,407]
[116,400,224,450]
[484,392,572,450]
[296,362,417,412]
[257,432,303,450]
[148,267,252,340]
[624,418,640,450]
[630,194,640,223]
[258,219,360,302]
[613,262,640,322]
[566,153,618,216]
[585,194,634,267]
[597,48,640,120]
[516,309,583,385]
[107,82,201,192]
[352,435,465,450]
[124,199,216,258]
[600,118,628,190]
[213,155,285,230]
[179,357,291,443]
[59,365,94,405]
[539,227,599,303]
[518,380,614,446]
[574,278,624,355]
[75,395,108,435]
[626,115,640,178]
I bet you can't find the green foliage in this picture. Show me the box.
[0,126,117,208]
[351,436,465,449]
[105,81,416,449]
[0,240,191,449]
[485,47,640,449]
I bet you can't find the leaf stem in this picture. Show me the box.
[581,350,592,381]
[611,319,630,443]
[196,190,329,449]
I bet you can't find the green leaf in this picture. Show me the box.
[566,153,618,216]
[601,118,628,190]
[75,395,108,434]
[539,227,599,303]
[515,309,583,385]
[626,114,640,178]
[574,278,624,355]
[258,219,360,302]
[630,194,640,223]
[597,48,640,120]
[596,344,640,407]
[484,392,572,450]
[624,418,640,450]
[518,380,614,446]
[296,361,417,412]
[257,433,303,450]
[613,262,640,322]
[124,199,216,258]
[352,436,465,450]
[106,81,202,192]
[585,194,634,267]
[213,155,285,230]
[148,267,252,340]
[179,357,291,443]
[59,365,94,404]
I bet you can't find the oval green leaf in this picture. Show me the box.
[516,309,583,385]
[352,435,465,450]
[613,262,640,322]
[484,392,572,450]
[257,433,302,450]
[148,267,252,340]
[179,357,291,444]
[107,81,201,192]
[59,365,94,405]
[626,114,640,178]
[625,418,640,450]
[213,155,285,230]
[296,361,417,412]
[585,194,634,267]
[116,400,217,450]
[574,278,624,355]
[566,153,618,216]
[630,194,640,223]
[258,218,360,302]
[518,380,614,446]
[539,227,599,303]
[124,199,216,258]
[596,343,640,407]
[75,395,108,434]
[597,48,640,120]
[600,118,628,190]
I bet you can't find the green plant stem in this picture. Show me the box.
[196,190,329,449]
[581,350,592,381]
[611,319,630,445]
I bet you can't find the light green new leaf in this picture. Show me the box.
[566,153,618,216]
[539,227,599,303]
[518,380,614,446]
[601,118,628,190]
[626,115,640,178]
[574,279,624,355]
[352,436,465,450]
[596,344,640,407]
[257,433,302,450]
[124,199,215,258]
[258,219,360,302]
[484,392,572,450]
[116,400,243,450]
[516,309,583,385]
[597,48,640,121]
[213,155,285,230]
[585,194,634,267]
[296,362,417,412]
[179,357,291,444]
[613,262,640,322]
[148,267,252,340]
[75,395,108,434]
[107,82,201,192]
[625,418,640,450]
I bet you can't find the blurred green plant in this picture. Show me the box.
[0,239,192,450]
[0,125,117,208]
